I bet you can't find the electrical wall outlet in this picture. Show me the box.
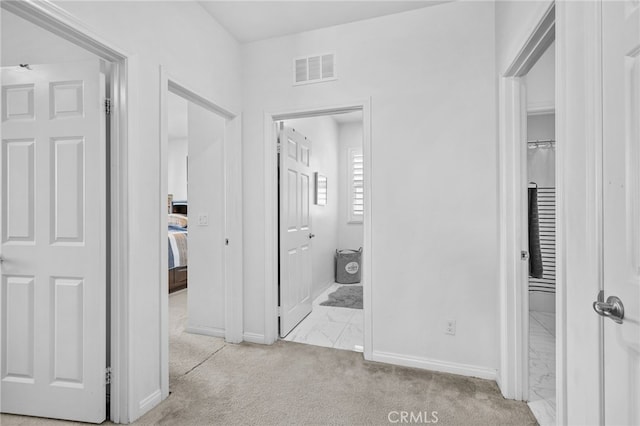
[445,319,456,335]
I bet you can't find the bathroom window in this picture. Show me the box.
[348,147,363,223]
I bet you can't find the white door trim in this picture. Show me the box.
[263,100,373,360]
[158,68,243,400]
[556,1,605,424]
[0,0,133,422]
[497,0,557,404]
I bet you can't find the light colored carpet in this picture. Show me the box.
[1,290,537,425]
[137,340,537,426]
[168,290,225,381]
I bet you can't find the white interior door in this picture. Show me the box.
[0,60,106,423]
[279,125,313,337]
[600,1,640,424]
[186,102,226,334]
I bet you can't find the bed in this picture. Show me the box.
[168,213,188,293]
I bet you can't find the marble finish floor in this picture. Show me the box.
[528,311,556,426]
[283,283,363,352]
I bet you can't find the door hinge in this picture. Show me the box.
[105,98,112,115]
[105,366,112,385]
[277,142,281,154]
[521,250,529,261]
[277,306,281,316]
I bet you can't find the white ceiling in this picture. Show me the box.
[198,1,447,43]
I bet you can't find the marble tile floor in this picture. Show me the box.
[283,282,364,352]
[528,311,556,426]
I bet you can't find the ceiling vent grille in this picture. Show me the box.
[293,53,337,86]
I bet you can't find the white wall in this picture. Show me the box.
[282,116,340,300]
[527,114,555,188]
[337,121,364,249]
[495,0,554,74]
[168,93,189,202]
[242,1,499,376]
[167,138,188,201]
[525,42,555,112]
[49,1,241,421]
[1,9,95,66]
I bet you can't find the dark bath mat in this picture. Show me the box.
[320,286,362,309]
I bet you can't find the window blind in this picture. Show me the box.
[529,187,556,293]
[349,148,363,223]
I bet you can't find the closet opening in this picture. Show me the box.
[523,41,556,425]
[275,110,365,353]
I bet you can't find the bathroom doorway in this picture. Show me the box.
[523,40,557,425]
[277,112,365,352]
[262,101,372,357]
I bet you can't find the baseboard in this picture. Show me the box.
[312,279,334,302]
[371,350,497,381]
[137,389,162,418]
[527,102,555,116]
[243,332,266,344]
[185,325,225,338]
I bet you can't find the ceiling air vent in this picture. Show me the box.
[293,53,337,86]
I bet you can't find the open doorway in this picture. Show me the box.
[159,75,243,400]
[523,41,556,425]
[0,6,122,423]
[164,89,227,389]
[497,3,560,422]
[276,111,365,352]
[167,93,189,294]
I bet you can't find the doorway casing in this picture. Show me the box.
[263,100,372,359]
[0,0,134,422]
[498,2,613,423]
[497,0,559,410]
[498,1,606,423]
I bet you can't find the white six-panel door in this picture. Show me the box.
[602,1,640,424]
[0,60,106,423]
[279,125,313,337]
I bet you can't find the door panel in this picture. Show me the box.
[602,1,640,424]
[279,125,313,337]
[2,139,35,242]
[3,276,34,382]
[0,60,106,423]
[51,137,85,243]
[185,101,227,333]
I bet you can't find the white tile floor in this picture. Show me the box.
[528,311,556,426]
[283,283,364,352]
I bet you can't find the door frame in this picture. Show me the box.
[0,0,133,422]
[555,1,605,423]
[499,1,605,423]
[263,100,372,359]
[158,69,243,399]
[497,0,557,405]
